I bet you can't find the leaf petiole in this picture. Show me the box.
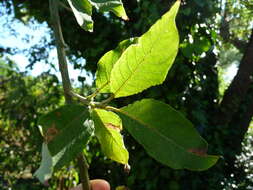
[99,94,115,106]
[86,82,109,100]
[69,91,90,105]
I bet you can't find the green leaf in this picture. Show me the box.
[34,143,67,183]
[34,143,53,183]
[67,0,128,32]
[180,42,194,58]
[118,99,219,171]
[89,0,128,20]
[38,105,94,170]
[67,0,94,32]
[193,37,211,54]
[109,1,180,98]
[96,38,138,93]
[92,109,129,164]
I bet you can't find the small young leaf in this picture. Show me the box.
[34,143,67,183]
[38,105,94,171]
[67,0,93,32]
[88,0,128,20]
[96,38,138,93]
[110,1,180,98]
[118,99,219,171]
[92,109,129,164]
[34,143,53,183]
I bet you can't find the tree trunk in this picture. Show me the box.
[214,29,253,184]
[216,29,253,126]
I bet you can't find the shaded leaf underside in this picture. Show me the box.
[35,105,94,183]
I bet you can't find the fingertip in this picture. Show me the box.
[91,179,110,190]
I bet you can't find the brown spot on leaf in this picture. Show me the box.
[45,124,59,143]
[106,123,121,132]
[188,148,207,156]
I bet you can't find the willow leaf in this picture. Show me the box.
[92,109,129,164]
[96,38,138,93]
[67,0,128,32]
[118,99,219,171]
[67,0,93,32]
[38,105,94,171]
[89,0,128,20]
[110,1,180,98]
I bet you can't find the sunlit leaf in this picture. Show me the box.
[92,109,129,164]
[110,1,180,98]
[96,38,138,93]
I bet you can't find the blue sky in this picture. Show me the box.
[0,6,93,85]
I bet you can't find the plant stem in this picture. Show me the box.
[100,94,115,105]
[49,1,90,189]
[77,154,91,190]
[69,91,90,105]
[86,82,109,100]
[49,0,72,104]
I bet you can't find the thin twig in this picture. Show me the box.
[49,0,72,104]
[49,1,90,190]
[100,94,115,106]
[77,154,90,190]
[69,91,90,105]
[86,82,109,100]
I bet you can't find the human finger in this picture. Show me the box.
[70,179,110,190]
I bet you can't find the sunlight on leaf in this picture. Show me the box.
[92,109,129,164]
[96,38,138,93]
[110,1,180,97]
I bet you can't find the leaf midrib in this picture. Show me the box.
[96,111,125,150]
[95,111,127,163]
[113,32,157,96]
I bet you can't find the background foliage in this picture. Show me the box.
[0,0,253,189]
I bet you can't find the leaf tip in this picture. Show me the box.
[124,164,131,174]
[121,15,129,21]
